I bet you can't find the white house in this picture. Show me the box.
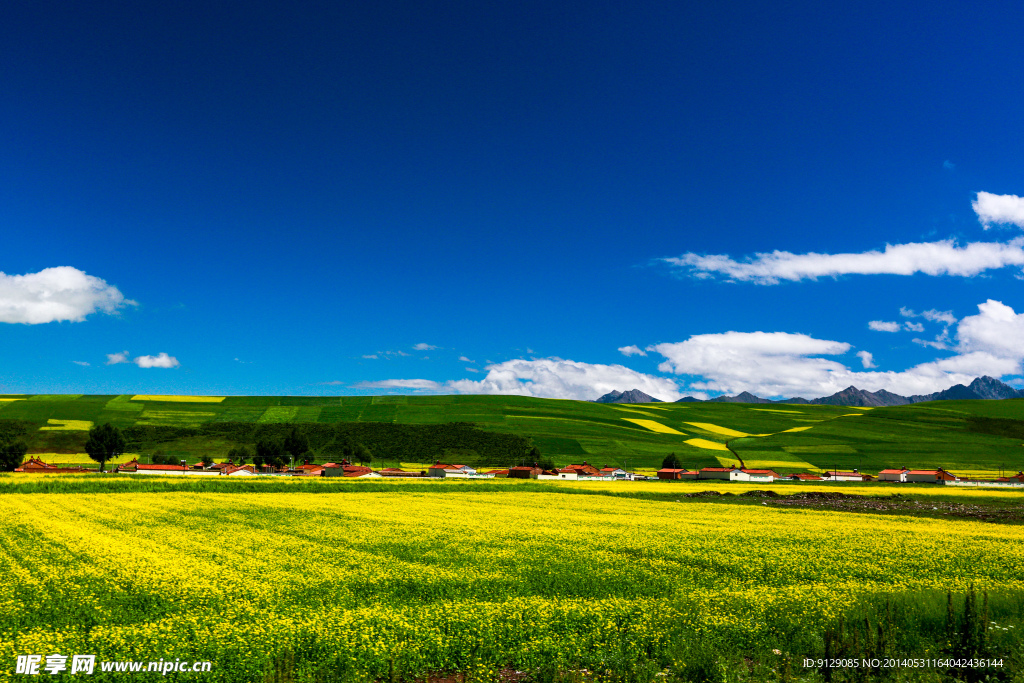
[877,468,908,483]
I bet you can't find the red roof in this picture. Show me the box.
[879,469,907,474]
[509,466,540,471]
[135,464,188,471]
[742,469,780,476]
[700,467,736,472]
[908,470,939,475]
[658,468,687,473]
[790,473,823,480]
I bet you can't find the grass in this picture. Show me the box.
[0,394,1022,476]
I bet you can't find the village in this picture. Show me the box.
[13,456,1024,487]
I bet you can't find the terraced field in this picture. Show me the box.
[1,394,1023,475]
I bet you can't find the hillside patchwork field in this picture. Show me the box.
[2,394,1024,475]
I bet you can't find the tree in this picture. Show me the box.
[0,440,27,472]
[283,427,310,462]
[227,445,253,465]
[255,438,288,469]
[662,452,682,469]
[351,441,372,465]
[85,423,126,473]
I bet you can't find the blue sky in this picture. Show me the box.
[3,0,1024,400]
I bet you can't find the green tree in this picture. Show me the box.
[283,427,310,463]
[351,441,373,465]
[85,423,126,473]
[227,445,253,465]
[662,452,682,469]
[0,440,28,471]
[255,438,288,469]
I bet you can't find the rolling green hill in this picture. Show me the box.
[2,393,1023,475]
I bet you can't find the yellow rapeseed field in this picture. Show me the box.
[130,395,227,403]
[622,418,686,435]
[1,486,1022,681]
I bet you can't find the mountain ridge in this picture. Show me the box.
[594,376,1024,405]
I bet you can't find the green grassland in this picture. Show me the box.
[2,394,1024,474]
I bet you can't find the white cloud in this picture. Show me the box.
[665,238,1024,284]
[955,299,1024,360]
[458,356,475,363]
[904,322,925,332]
[355,379,444,390]
[900,307,957,325]
[465,367,479,373]
[646,301,1024,398]
[360,358,682,401]
[108,350,179,368]
[133,353,179,369]
[413,343,437,351]
[0,266,134,324]
[943,160,955,171]
[106,351,130,365]
[71,360,90,367]
[973,191,1024,229]
[362,354,378,359]
[869,321,900,332]
[618,345,647,357]
[856,351,876,369]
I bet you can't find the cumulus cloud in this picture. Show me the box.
[901,307,957,326]
[955,299,1024,360]
[664,238,1024,284]
[904,322,925,332]
[106,351,130,365]
[856,351,876,369]
[618,345,647,357]
[973,192,1024,229]
[359,358,683,401]
[869,321,900,332]
[0,266,134,324]
[413,343,438,351]
[646,300,1024,398]
[133,353,180,368]
[106,350,179,368]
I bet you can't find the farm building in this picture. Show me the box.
[323,464,379,478]
[998,471,1024,483]
[906,469,957,483]
[222,464,258,476]
[14,457,96,474]
[878,467,909,482]
[786,473,823,481]
[507,466,541,479]
[697,467,736,480]
[656,468,688,480]
[376,467,425,478]
[562,462,601,476]
[740,468,780,481]
[427,462,478,478]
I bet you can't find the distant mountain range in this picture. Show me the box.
[595,376,1024,406]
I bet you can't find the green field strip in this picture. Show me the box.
[317,406,367,423]
[784,444,858,454]
[280,396,339,406]
[221,396,282,407]
[293,406,322,422]
[26,394,84,401]
[258,406,301,423]
[212,407,266,422]
[359,404,398,422]
[372,395,408,405]
[103,396,146,412]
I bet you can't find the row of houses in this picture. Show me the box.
[14,457,1024,486]
[656,465,1024,485]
